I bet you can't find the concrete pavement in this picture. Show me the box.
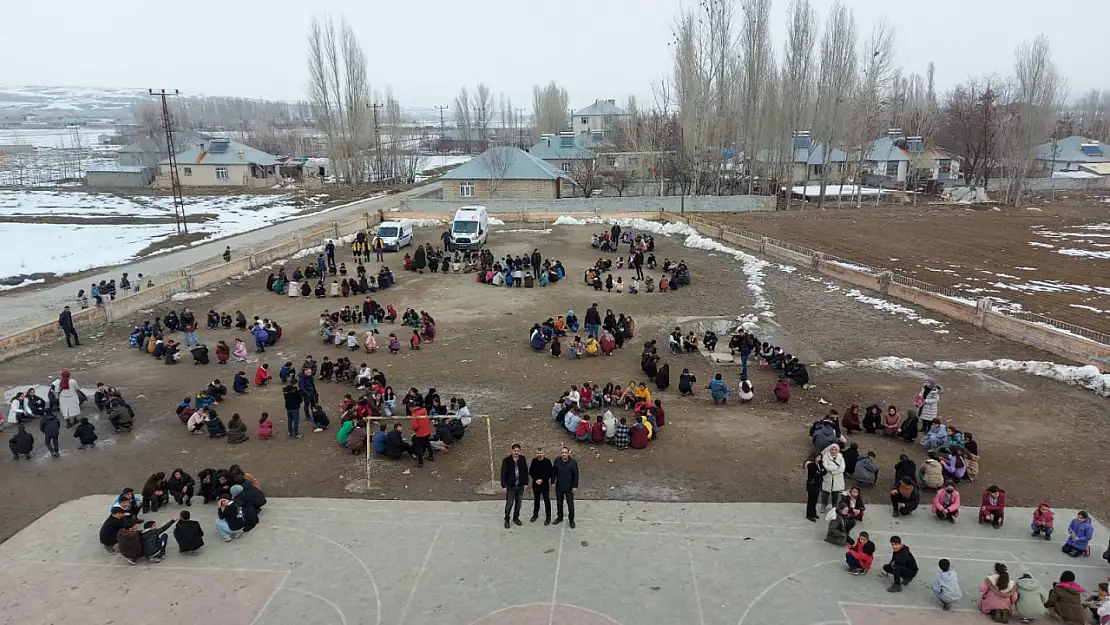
[1,497,1105,625]
[0,184,440,327]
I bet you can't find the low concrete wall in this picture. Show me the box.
[103,278,191,323]
[0,307,107,361]
[188,258,253,289]
[399,195,774,215]
[981,311,1110,366]
[814,260,884,292]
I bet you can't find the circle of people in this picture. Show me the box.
[804,379,1105,623]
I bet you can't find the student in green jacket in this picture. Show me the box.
[337,419,355,446]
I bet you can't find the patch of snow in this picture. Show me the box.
[291,232,360,260]
[990,280,1110,295]
[843,288,944,327]
[0,278,45,291]
[170,291,210,301]
[1057,248,1110,259]
[1070,304,1109,314]
[487,217,505,226]
[1,223,180,281]
[994,273,1020,279]
[497,228,553,234]
[404,218,444,228]
[553,215,590,226]
[1014,266,1037,271]
[1025,207,1042,211]
[1028,242,1055,249]
[683,233,770,310]
[777,264,797,273]
[825,357,1110,397]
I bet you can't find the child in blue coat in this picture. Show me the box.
[1063,511,1094,557]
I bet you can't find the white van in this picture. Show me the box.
[375,219,413,251]
[450,205,489,250]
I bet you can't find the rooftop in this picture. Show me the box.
[573,99,627,117]
[527,134,597,161]
[1036,135,1110,163]
[159,137,278,167]
[440,146,571,181]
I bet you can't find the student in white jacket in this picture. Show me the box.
[6,393,27,428]
[820,443,847,513]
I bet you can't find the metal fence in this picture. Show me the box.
[996,309,1110,346]
[888,273,973,303]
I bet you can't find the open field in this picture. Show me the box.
[0,220,1107,554]
[714,198,1110,330]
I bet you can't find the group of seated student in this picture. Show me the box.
[267,265,394,297]
[476,255,566,288]
[9,386,58,423]
[552,394,658,451]
[128,320,183,365]
[202,310,235,330]
[454,249,493,273]
[855,403,982,482]
[590,229,654,254]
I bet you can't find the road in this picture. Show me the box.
[0,183,440,327]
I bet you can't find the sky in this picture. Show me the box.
[3,0,1107,108]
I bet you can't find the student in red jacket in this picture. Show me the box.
[574,417,592,442]
[589,415,606,444]
[845,531,876,574]
[1031,502,1055,540]
[629,417,650,449]
[410,407,433,467]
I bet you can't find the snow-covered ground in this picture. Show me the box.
[0,127,116,148]
[0,189,356,281]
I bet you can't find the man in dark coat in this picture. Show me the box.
[58,305,80,347]
[297,368,319,426]
[552,446,580,528]
[500,443,529,529]
[584,304,602,340]
[383,423,411,460]
[117,523,143,564]
[40,413,61,458]
[413,245,426,273]
[529,448,554,525]
[530,249,542,280]
[283,381,303,439]
[881,536,919,592]
[172,509,204,555]
[8,425,34,459]
[99,507,135,553]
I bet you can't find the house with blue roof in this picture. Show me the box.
[573,99,628,148]
[440,146,572,199]
[528,132,597,172]
[158,137,280,187]
[1035,135,1110,173]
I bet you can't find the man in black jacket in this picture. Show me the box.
[552,446,580,528]
[99,507,135,553]
[529,448,554,525]
[216,497,246,541]
[500,443,529,529]
[8,425,33,459]
[173,510,204,555]
[58,305,80,347]
[283,381,303,439]
[584,304,602,340]
[880,535,919,593]
[530,249,542,280]
[140,518,176,563]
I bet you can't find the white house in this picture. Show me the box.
[857,135,958,182]
[572,99,628,148]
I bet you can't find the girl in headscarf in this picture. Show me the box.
[654,363,670,391]
[55,369,82,427]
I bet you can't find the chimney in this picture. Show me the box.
[607,99,615,105]
[238,151,245,159]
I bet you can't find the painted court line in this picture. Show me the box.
[548,524,567,625]
[271,524,383,625]
[287,588,349,625]
[396,526,442,625]
[249,570,293,625]
[685,536,707,625]
[21,559,289,574]
[736,559,840,625]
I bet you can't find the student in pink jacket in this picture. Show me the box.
[932,482,961,523]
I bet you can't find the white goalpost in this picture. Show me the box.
[358,414,498,493]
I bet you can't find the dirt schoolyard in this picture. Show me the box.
[714,198,1110,330]
[0,219,1107,544]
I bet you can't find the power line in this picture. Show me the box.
[150,89,186,234]
[434,105,449,165]
[517,108,526,149]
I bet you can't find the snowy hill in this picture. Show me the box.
[0,85,156,115]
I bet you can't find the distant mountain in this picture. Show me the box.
[0,85,158,117]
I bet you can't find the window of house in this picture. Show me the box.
[215,167,229,180]
[836,162,848,173]
[604,116,612,125]
[938,160,952,174]
[885,162,898,177]
[603,129,613,139]
[629,157,639,167]
[811,164,824,177]
[562,162,572,172]
[580,117,588,125]
[606,157,616,167]
[459,181,475,198]
[183,167,192,176]
[591,132,603,143]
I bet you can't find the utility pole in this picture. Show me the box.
[434,105,448,166]
[369,102,384,186]
[150,89,186,234]
[517,108,526,149]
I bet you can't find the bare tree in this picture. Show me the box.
[938,77,1009,188]
[1007,34,1064,206]
[812,1,857,208]
[567,158,603,197]
[531,82,570,140]
[1074,89,1110,142]
[306,14,370,184]
[472,83,494,141]
[453,86,473,151]
[478,147,513,196]
[775,0,818,205]
[603,166,634,197]
[736,0,774,194]
[848,20,896,206]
